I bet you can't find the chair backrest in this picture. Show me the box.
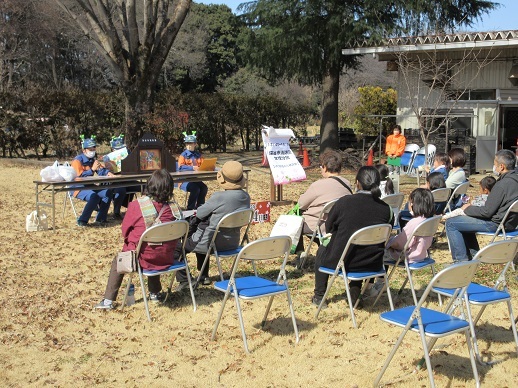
[425,144,436,167]
[229,236,291,279]
[404,143,420,153]
[406,215,442,239]
[339,225,392,264]
[494,198,518,238]
[474,240,518,265]
[211,208,254,248]
[382,193,405,210]
[444,181,470,211]
[431,188,451,203]
[135,220,189,255]
[419,260,480,304]
[318,199,338,221]
[411,148,426,169]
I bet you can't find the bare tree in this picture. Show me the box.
[54,0,192,147]
[394,47,495,164]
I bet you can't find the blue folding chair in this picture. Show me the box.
[382,193,405,233]
[476,199,518,242]
[315,224,394,328]
[374,260,480,388]
[434,240,518,364]
[211,236,299,353]
[400,144,420,175]
[121,220,197,321]
[382,216,442,305]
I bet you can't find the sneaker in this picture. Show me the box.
[365,281,385,298]
[77,220,88,227]
[149,292,166,303]
[175,281,191,292]
[94,299,114,310]
[112,213,123,220]
[311,296,328,309]
[199,276,212,286]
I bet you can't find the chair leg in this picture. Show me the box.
[286,290,300,343]
[197,251,211,284]
[299,231,316,269]
[374,324,410,386]
[343,274,357,328]
[384,275,394,311]
[507,301,518,355]
[465,330,481,387]
[185,264,197,312]
[138,270,152,322]
[417,322,436,388]
[315,273,337,319]
[211,290,231,341]
[120,274,133,310]
[261,295,275,328]
[233,291,250,353]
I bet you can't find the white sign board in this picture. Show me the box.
[261,126,306,185]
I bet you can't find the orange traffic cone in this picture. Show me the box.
[298,141,303,156]
[302,148,311,167]
[261,152,269,167]
[366,149,374,166]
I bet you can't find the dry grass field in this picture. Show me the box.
[1,155,517,387]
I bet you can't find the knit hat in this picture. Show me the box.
[80,135,97,149]
[216,161,246,190]
[183,131,197,143]
[110,135,126,150]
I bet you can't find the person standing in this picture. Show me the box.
[177,132,208,210]
[71,136,115,226]
[385,124,406,173]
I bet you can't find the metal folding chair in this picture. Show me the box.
[298,199,338,269]
[62,189,82,220]
[382,193,405,233]
[475,199,518,242]
[121,220,197,321]
[374,260,480,388]
[197,208,254,283]
[434,240,518,364]
[444,181,470,213]
[315,224,394,328]
[211,236,299,353]
[400,144,420,175]
[382,216,442,305]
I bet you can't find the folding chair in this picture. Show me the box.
[315,224,394,328]
[374,260,480,388]
[62,189,82,220]
[197,208,254,283]
[425,144,436,168]
[444,181,470,213]
[121,220,197,321]
[382,193,405,233]
[400,144,420,175]
[211,236,299,353]
[298,199,338,269]
[433,240,518,364]
[382,216,442,306]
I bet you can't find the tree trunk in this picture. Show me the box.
[320,64,340,153]
[124,82,154,149]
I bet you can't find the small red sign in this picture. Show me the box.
[251,201,270,224]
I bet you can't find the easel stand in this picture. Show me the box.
[269,174,294,206]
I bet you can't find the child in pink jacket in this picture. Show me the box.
[385,188,435,263]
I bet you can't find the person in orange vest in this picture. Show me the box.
[385,124,406,173]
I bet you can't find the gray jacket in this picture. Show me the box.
[192,189,251,253]
[464,171,518,229]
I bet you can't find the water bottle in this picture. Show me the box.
[126,283,135,306]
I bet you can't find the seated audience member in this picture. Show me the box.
[176,161,251,286]
[445,147,467,190]
[104,135,129,219]
[443,175,496,221]
[375,164,395,199]
[95,169,178,309]
[370,188,435,297]
[312,166,393,308]
[425,151,450,181]
[178,132,208,210]
[445,149,518,262]
[294,150,353,254]
[71,136,115,227]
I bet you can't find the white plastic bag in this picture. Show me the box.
[40,161,64,182]
[270,214,304,253]
[58,161,77,181]
[26,210,48,232]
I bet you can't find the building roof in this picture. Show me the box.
[342,30,518,60]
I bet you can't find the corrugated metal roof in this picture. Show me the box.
[343,30,518,56]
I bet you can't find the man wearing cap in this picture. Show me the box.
[177,132,208,210]
[71,136,115,226]
[175,161,250,286]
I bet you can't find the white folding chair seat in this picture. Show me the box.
[382,193,405,233]
[374,260,480,387]
[298,199,338,269]
[211,236,299,353]
[315,224,394,328]
[198,208,254,282]
[433,240,518,364]
[382,216,442,306]
[121,220,197,321]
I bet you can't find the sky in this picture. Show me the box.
[196,0,518,32]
